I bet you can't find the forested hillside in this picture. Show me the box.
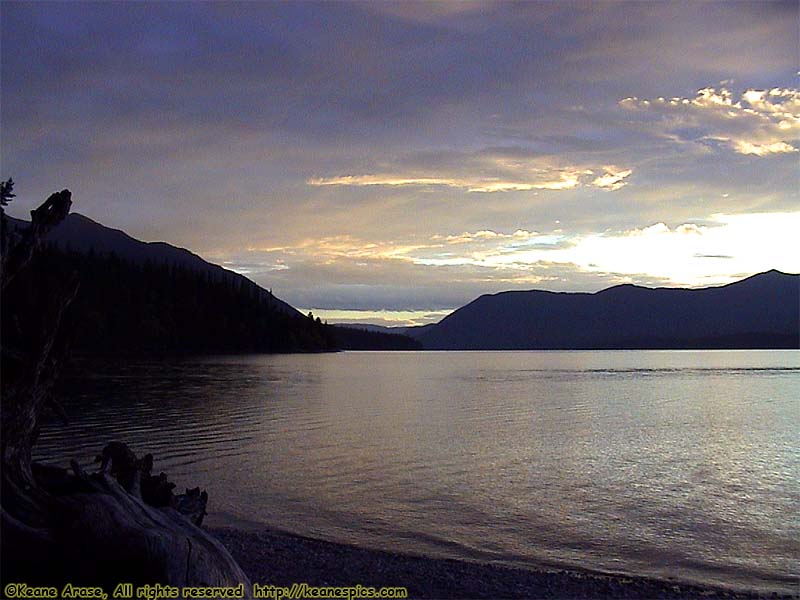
[4,246,333,354]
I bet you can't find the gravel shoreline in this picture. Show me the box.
[210,526,789,599]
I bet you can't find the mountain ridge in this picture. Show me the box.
[10,212,302,317]
[6,211,420,352]
[15,212,796,351]
[412,271,799,350]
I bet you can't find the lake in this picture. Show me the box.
[35,350,799,595]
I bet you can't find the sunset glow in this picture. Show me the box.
[2,2,797,325]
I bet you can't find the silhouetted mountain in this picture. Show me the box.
[5,213,419,353]
[4,246,334,354]
[413,271,800,350]
[39,212,301,316]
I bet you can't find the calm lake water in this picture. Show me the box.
[36,350,799,594]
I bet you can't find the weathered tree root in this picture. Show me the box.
[4,448,252,595]
[94,441,208,525]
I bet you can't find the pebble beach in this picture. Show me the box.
[211,526,786,600]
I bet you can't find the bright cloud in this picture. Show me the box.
[620,86,800,156]
[309,171,583,192]
[330,214,798,286]
[731,140,797,156]
[225,212,800,307]
[591,166,633,190]
[308,165,631,193]
[308,175,459,188]
[209,210,799,326]
[491,212,800,285]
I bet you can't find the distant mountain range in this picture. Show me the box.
[410,271,799,350]
[10,212,797,352]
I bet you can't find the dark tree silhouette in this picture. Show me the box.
[0,177,15,207]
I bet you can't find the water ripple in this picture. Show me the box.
[34,350,800,595]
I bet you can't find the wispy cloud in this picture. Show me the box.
[309,164,630,193]
[620,86,800,156]
[436,229,537,244]
[591,166,633,190]
[308,172,581,192]
[209,212,799,320]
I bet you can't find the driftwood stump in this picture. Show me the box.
[1,191,252,597]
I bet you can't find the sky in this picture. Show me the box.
[2,1,798,326]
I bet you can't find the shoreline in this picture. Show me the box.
[210,525,792,599]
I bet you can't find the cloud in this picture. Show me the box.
[307,171,586,192]
[620,86,800,156]
[2,3,797,321]
[548,212,800,284]
[216,211,800,317]
[437,229,536,244]
[591,166,633,190]
[730,140,796,156]
[308,159,630,193]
